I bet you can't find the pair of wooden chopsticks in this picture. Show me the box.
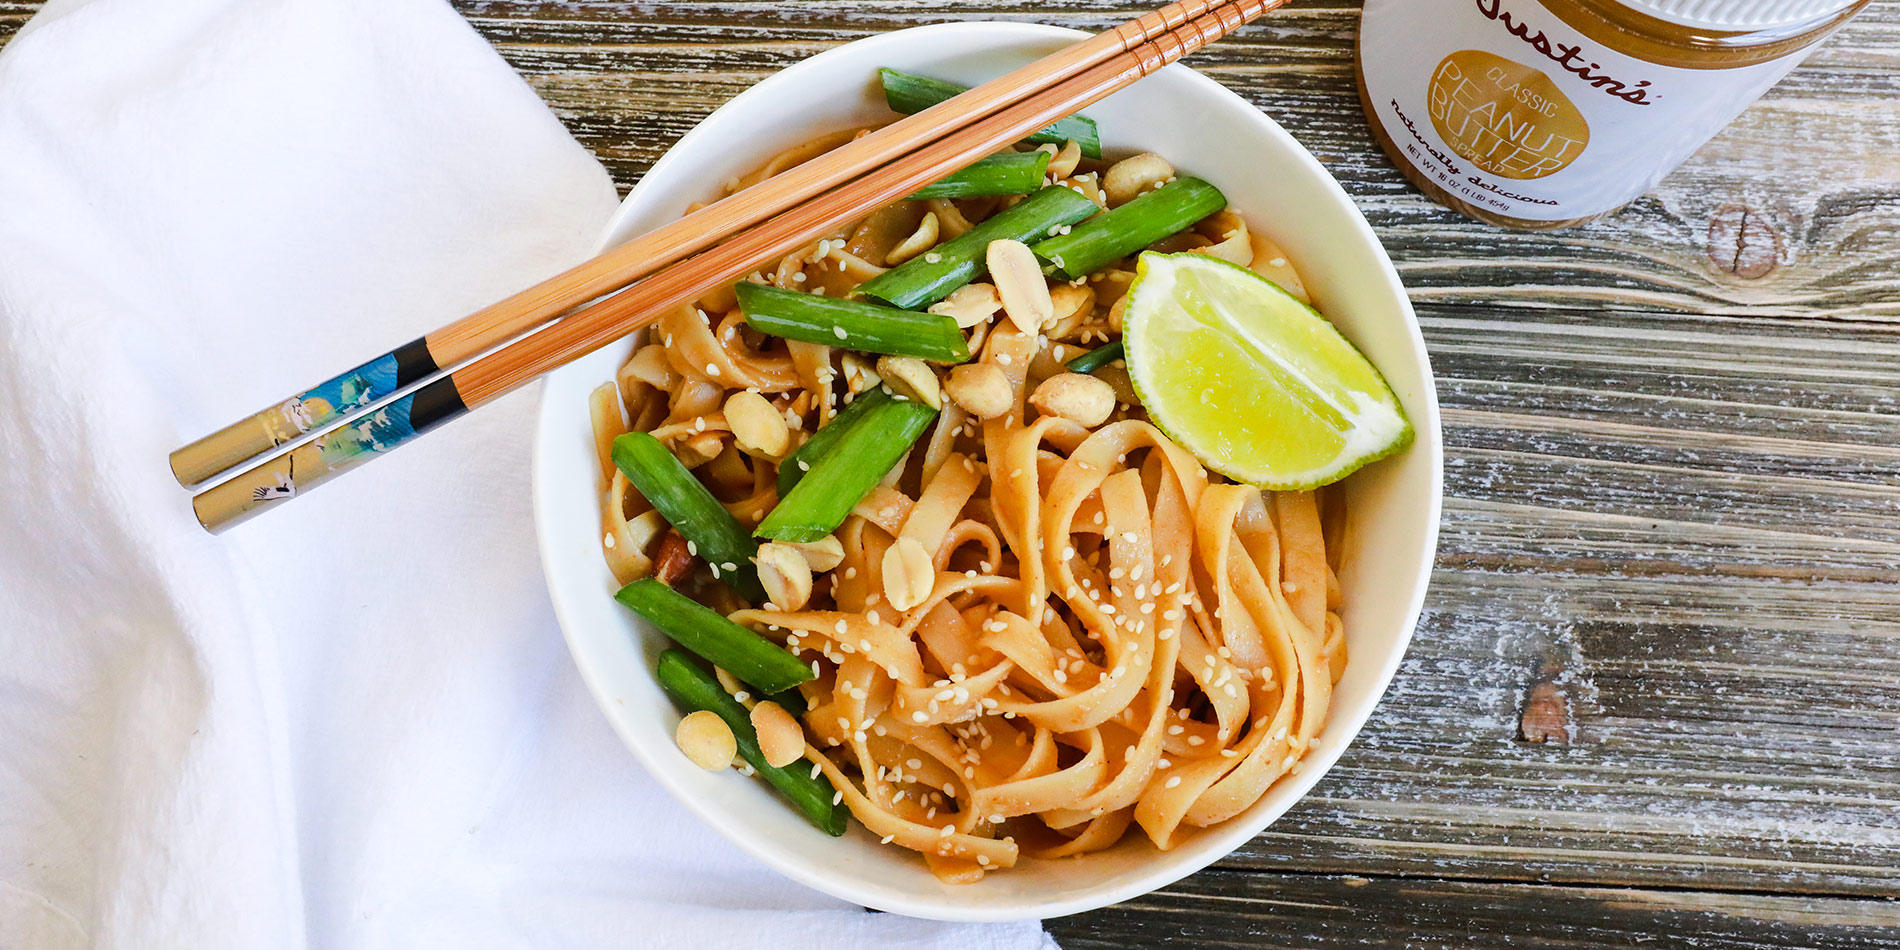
[175,0,1285,533]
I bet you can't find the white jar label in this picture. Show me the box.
[1359,0,1812,221]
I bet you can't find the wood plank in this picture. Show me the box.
[451,0,1900,320]
[1208,303,1900,898]
[0,1,37,43]
[1046,871,1900,948]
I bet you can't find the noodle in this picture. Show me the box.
[588,131,1346,882]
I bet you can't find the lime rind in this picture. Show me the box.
[1122,251,1412,491]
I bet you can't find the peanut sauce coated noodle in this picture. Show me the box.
[590,129,1348,884]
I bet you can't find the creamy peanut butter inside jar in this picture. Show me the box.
[1357,0,1870,229]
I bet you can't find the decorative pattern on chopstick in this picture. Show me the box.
[619,580,815,694]
[189,376,468,531]
[654,648,846,836]
[190,0,1286,532]
[169,339,440,488]
[612,432,768,601]
[881,68,1103,158]
[168,0,1244,491]
[856,185,1099,309]
[756,396,938,542]
[736,283,969,362]
[906,151,1052,200]
[777,386,896,496]
[1033,177,1227,279]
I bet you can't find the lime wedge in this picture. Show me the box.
[1122,252,1412,490]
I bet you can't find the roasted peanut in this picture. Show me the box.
[927,282,1002,328]
[986,239,1053,334]
[675,709,736,770]
[885,211,940,266]
[946,363,1012,419]
[651,530,695,586]
[724,390,791,457]
[1044,283,1097,340]
[785,535,846,573]
[841,352,881,395]
[882,536,936,612]
[875,355,942,409]
[1046,139,1083,179]
[1103,153,1174,207]
[754,542,814,611]
[1031,372,1116,426]
[751,700,807,769]
[625,509,667,559]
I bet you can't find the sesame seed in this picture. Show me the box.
[833,326,848,340]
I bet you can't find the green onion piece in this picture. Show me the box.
[757,397,937,543]
[777,386,895,497]
[1066,340,1125,374]
[856,185,1099,310]
[611,432,766,601]
[907,152,1051,200]
[655,649,847,836]
[1032,177,1227,280]
[765,688,808,717]
[879,68,1101,159]
[617,579,814,694]
[736,283,967,363]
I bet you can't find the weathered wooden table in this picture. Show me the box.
[11,0,1894,944]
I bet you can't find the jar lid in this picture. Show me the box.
[1615,0,1859,30]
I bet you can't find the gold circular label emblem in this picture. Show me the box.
[1427,49,1589,180]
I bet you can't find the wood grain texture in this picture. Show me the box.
[4,1,1896,946]
[451,0,1900,319]
[1057,871,1900,948]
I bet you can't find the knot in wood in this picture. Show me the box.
[1706,204,1783,280]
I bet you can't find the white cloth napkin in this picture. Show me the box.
[0,1,1055,948]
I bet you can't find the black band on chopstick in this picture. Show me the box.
[393,336,440,387]
[409,377,468,432]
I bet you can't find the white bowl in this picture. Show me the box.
[533,20,1442,922]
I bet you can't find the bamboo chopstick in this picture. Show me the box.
[191,0,1283,532]
[166,0,1252,490]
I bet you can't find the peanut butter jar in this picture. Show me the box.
[1356,0,1870,229]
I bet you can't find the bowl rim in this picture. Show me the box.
[534,19,1443,922]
